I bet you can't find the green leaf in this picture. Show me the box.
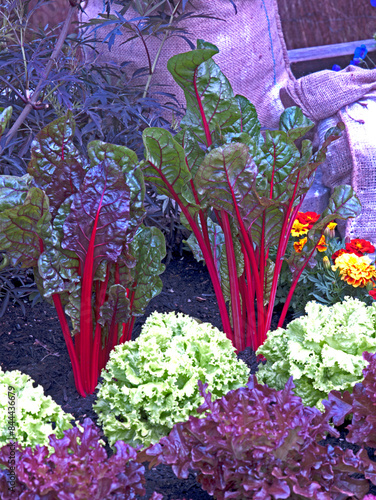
[250,207,285,250]
[64,282,82,335]
[126,226,166,316]
[279,107,314,141]
[28,112,87,218]
[259,130,301,200]
[0,106,12,140]
[321,184,361,222]
[195,143,262,231]
[224,95,261,140]
[0,187,51,267]
[142,128,192,200]
[167,40,240,144]
[98,284,130,328]
[0,174,34,212]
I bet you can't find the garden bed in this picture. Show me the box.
[1,252,376,499]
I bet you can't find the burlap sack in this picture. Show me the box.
[80,0,292,128]
[316,94,376,245]
[286,70,376,245]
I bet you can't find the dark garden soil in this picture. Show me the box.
[0,251,375,499]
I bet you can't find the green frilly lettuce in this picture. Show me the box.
[256,297,376,409]
[94,311,249,448]
[0,368,75,450]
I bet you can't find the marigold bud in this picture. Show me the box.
[324,221,337,239]
[323,256,331,269]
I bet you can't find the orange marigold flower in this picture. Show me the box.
[332,253,376,288]
[291,220,309,237]
[316,235,327,252]
[296,211,320,228]
[294,237,307,253]
[331,249,347,263]
[345,239,375,255]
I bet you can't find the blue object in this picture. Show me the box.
[371,0,376,7]
[349,58,361,66]
[354,44,368,60]
[332,64,341,71]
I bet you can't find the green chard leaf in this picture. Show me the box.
[0,174,34,212]
[167,39,240,145]
[142,128,192,201]
[224,95,261,141]
[279,107,314,141]
[87,140,145,239]
[125,226,166,317]
[0,187,52,267]
[98,284,130,328]
[195,143,262,231]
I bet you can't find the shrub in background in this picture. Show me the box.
[0,367,74,450]
[256,297,376,408]
[0,418,147,499]
[141,376,376,500]
[94,311,249,448]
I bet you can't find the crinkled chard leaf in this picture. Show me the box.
[87,141,145,238]
[259,130,301,200]
[279,106,314,141]
[143,128,193,202]
[167,40,240,145]
[224,95,261,141]
[64,282,83,335]
[99,284,130,329]
[0,187,52,267]
[315,185,361,233]
[28,112,87,218]
[125,226,166,316]
[0,174,34,212]
[62,160,132,273]
[195,143,262,231]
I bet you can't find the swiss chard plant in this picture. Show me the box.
[0,111,166,397]
[141,40,362,352]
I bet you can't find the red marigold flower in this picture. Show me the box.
[296,211,320,228]
[345,239,375,255]
[369,288,376,300]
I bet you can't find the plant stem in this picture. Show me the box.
[221,210,243,351]
[0,5,76,152]
[142,0,182,98]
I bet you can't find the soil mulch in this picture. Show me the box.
[0,251,375,499]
